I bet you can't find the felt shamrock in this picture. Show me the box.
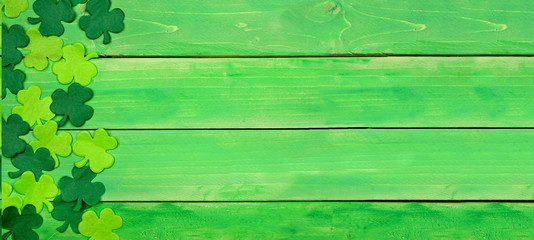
[1,0,29,18]
[79,0,125,44]
[2,114,30,158]
[2,24,29,67]
[73,129,118,173]
[29,120,72,167]
[58,166,105,211]
[23,28,63,70]
[9,145,55,180]
[28,0,75,36]
[79,208,123,240]
[53,43,98,86]
[14,171,59,213]
[70,0,88,6]
[2,64,25,99]
[1,205,43,240]
[1,181,23,213]
[51,83,95,127]
[51,196,88,233]
[12,85,55,126]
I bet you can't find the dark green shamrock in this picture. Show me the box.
[2,114,30,158]
[51,83,94,127]
[9,145,55,180]
[58,166,105,211]
[28,0,76,36]
[2,65,25,99]
[79,0,124,44]
[2,24,29,67]
[70,0,88,6]
[51,195,88,233]
[1,205,43,240]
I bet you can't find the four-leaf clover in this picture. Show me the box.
[28,0,75,36]
[58,166,105,211]
[1,205,43,240]
[53,43,98,86]
[51,196,88,233]
[2,64,25,99]
[2,24,29,67]
[14,171,59,213]
[51,83,95,127]
[23,28,63,70]
[73,129,118,173]
[9,145,55,180]
[1,181,23,213]
[12,85,55,127]
[79,0,125,44]
[1,0,29,18]
[79,208,123,240]
[29,120,72,167]
[2,114,30,158]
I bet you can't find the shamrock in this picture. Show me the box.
[1,205,43,240]
[23,28,63,70]
[73,129,118,173]
[29,120,72,167]
[14,171,59,213]
[51,83,94,127]
[1,0,28,18]
[79,208,122,240]
[2,114,30,158]
[58,166,105,211]
[51,196,88,233]
[28,0,75,36]
[52,43,98,86]
[12,85,55,127]
[9,145,55,180]
[79,0,125,44]
[70,0,88,6]
[1,181,23,213]
[2,24,29,67]
[2,64,25,99]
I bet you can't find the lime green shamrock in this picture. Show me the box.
[14,171,59,213]
[52,43,98,86]
[79,208,122,240]
[23,28,63,70]
[2,181,23,213]
[12,85,55,126]
[29,120,72,168]
[73,129,118,173]
[1,0,28,18]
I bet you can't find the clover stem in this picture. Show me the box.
[74,198,83,212]
[57,115,68,127]
[27,17,41,24]
[85,52,99,61]
[44,200,54,212]
[2,231,12,240]
[103,31,112,44]
[75,157,89,168]
[7,170,23,179]
[56,221,70,233]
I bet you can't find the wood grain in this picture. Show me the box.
[4,0,534,56]
[4,57,534,129]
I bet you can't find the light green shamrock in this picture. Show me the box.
[29,120,72,168]
[2,181,23,213]
[23,28,63,71]
[79,208,122,240]
[1,0,28,18]
[12,85,55,127]
[14,171,59,213]
[74,129,118,173]
[53,42,98,86]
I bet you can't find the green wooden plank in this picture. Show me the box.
[3,129,534,201]
[4,57,534,128]
[4,0,534,56]
[34,202,534,239]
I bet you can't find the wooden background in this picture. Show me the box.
[3,0,534,238]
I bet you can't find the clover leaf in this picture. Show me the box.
[58,166,105,211]
[1,205,43,240]
[70,0,88,5]
[9,145,55,180]
[2,64,25,99]
[1,181,23,213]
[52,43,98,86]
[23,28,63,70]
[2,24,29,67]
[29,120,72,167]
[14,171,59,213]
[2,114,30,158]
[51,83,94,127]
[79,208,122,240]
[12,85,55,127]
[79,0,124,44]
[51,195,88,233]
[1,0,29,18]
[73,129,117,173]
[28,0,75,36]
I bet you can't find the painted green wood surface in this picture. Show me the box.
[5,0,534,56]
[33,202,534,239]
[4,57,534,128]
[4,129,534,201]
